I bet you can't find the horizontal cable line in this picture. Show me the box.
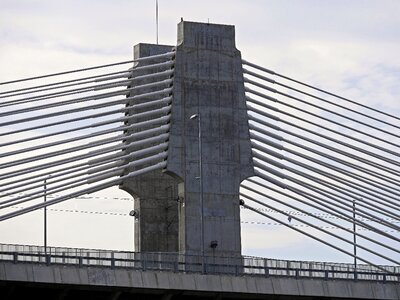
[0,59,173,98]
[243,67,400,131]
[5,208,397,232]
[251,147,400,221]
[0,162,109,199]
[244,177,398,235]
[248,114,400,179]
[87,152,167,185]
[245,84,400,151]
[0,161,167,222]
[87,137,170,167]
[0,62,172,109]
[5,201,398,230]
[0,51,175,86]
[0,134,169,192]
[58,194,173,202]
[246,97,400,160]
[72,196,130,200]
[74,196,131,201]
[0,142,168,198]
[0,161,105,196]
[1,163,113,199]
[249,122,400,194]
[86,144,166,173]
[246,77,400,140]
[0,152,168,209]
[255,161,400,229]
[10,206,128,216]
[251,138,400,220]
[0,143,168,199]
[109,68,172,89]
[241,220,399,233]
[0,87,172,136]
[241,194,400,266]
[253,159,400,232]
[241,200,395,274]
[3,150,168,206]
[0,125,170,182]
[250,120,400,188]
[251,138,400,215]
[0,78,172,118]
[241,183,400,255]
[0,96,171,148]
[17,194,132,201]
[0,68,173,109]
[247,100,400,173]
[0,115,170,170]
[0,132,124,171]
[242,59,400,122]
[251,131,400,209]
[130,60,175,74]
[0,91,128,128]
[255,162,400,236]
[241,204,400,223]
[122,68,174,85]
[0,70,130,99]
[252,169,400,242]
[242,205,400,224]
[0,78,126,108]
[0,86,124,111]
[0,81,171,128]
[0,105,171,159]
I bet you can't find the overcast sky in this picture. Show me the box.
[0,0,399,264]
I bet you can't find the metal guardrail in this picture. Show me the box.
[0,243,398,283]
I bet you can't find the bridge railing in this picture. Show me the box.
[0,243,398,282]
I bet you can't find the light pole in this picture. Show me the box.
[44,178,47,258]
[353,198,362,279]
[190,113,204,263]
[155,0,159,44]
[353,199,357,275]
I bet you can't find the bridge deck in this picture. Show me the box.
[1,261,399,300]
[0,244,399,299]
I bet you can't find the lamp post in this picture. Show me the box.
[44,178,47,258]
[353,199,357,276]
[190,113,204,263]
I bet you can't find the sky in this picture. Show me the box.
[0,0,399,265]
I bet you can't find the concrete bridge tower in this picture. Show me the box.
[121,20,254,258]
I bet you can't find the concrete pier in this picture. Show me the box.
[120,43,179,252]
[121,21,254,257]
[167,21,254,257]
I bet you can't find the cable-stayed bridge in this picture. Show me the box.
[0,21,399,299]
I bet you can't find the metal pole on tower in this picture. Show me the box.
[156,0,159,44]
[44,178,47,257]
[190,113,204,272]
[353,199,357,278]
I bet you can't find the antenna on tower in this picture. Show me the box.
[156,0,159,44]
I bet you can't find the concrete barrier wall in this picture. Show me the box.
[1,261,399,299]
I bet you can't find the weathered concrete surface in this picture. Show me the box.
[120,43,180,252]
[1,262,399,299]
[120,21,254,258]
[167,21,254,257]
